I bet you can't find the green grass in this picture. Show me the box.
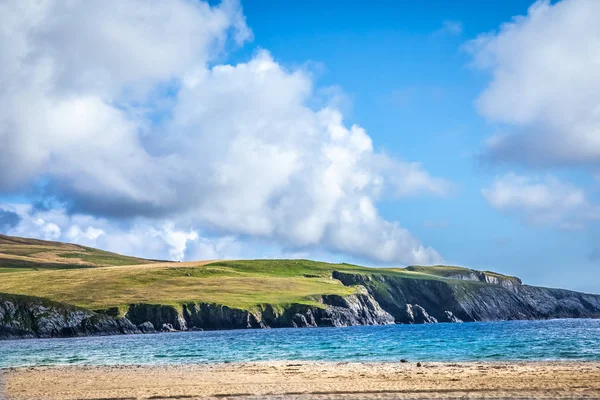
[0,235,523,313]
[56,249,150,266]
[0,258,462,311]
[205,260,442,282]
[0,258,91,270]
[0,260,365,310]
[0,234,155,270]
[0,246,49,257]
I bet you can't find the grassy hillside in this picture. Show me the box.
[0,234,155,270]
[0,235,500,312]
[0,258,438,311]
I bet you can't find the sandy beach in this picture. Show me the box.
[3,361,600,399]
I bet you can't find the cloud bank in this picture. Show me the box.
[471,0,600,244]
[468,0,600,167]
[0,0,448,264]
[482,173,600,228]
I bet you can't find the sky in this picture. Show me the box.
[1,0,600,292]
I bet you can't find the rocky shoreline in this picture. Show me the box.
[2,269,600,340]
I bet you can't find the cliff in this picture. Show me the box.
[0,291,393,339]
[1,235,600,339]
[0,293,139,339]
[3,269,600,339]
[332,270,600,323]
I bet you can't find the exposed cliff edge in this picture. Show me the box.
[3,234,599,340]
[2,265,600,340]
[405,265,522,292]
[0,293,139,340]
[125,291,394,333]
[332,270,600,323]
[0,291,394,339]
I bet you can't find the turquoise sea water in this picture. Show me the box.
[1,319,599,368]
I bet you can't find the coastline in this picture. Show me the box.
[4,361,600,399]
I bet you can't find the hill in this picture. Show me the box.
[0,233,155,269]
[1,234,600,339]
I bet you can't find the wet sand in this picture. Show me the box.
[4,361,600,399]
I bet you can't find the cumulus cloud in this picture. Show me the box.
[0,0,449,264]
[149,223,198,261]
[0,204,232,261]
[482,173,600,227]
[467,0,600,167]
[0,203,340,262]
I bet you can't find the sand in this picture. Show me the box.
[3,361,600,399]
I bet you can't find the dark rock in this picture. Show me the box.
[315,293,395,327]
[126,304,187,331]
[405,304,438,324]
[93,307,120,317]
[0,293,140,339]
[332,270,600,323]
[182,303,263,330]
[137,321,156,333]
[292,313,311,328]
[444,310,463,323]
[417,362,422,367]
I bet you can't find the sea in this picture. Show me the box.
[1,319,599,368]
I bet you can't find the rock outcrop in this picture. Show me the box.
[0,293,139,339]
[332,270,600,323]
[405,266,522,292]
[124,291,394,334]
[406,304,438,323]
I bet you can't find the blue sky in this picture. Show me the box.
[234,0,599,290]
[1,0,599,292]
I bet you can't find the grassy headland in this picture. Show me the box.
[0,234,480,312]
[0,234,518,313]
[3,234,600,340]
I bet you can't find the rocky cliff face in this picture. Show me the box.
[0,290,395,339]
[405,266,522,292]
[124,291,394,334]
[332,271,600,323]
[0,293,139,339]
[3,268,600,340]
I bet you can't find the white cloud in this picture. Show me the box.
[38,221,61,241]
[163,52,446,263]
[0,204,233,262]
[467,0,600,166]
[482,173,600,227]
[66,226,105,242]
[0,0,250,192]
[0,203,349,263]
[150,223,198,261]
[0,0,449,265]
